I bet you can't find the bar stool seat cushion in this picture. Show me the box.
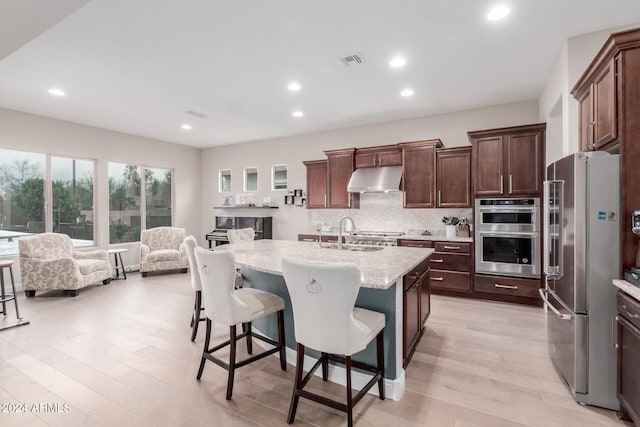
[352,307,385,353]
[235,288,285,322]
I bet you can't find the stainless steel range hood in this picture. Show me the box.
[347,166,402,193]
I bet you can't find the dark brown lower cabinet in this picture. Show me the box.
[403,257,430,367]
[617,291,640,425]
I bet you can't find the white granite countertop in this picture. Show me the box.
[613,279,640,302]
[216,239,433,290]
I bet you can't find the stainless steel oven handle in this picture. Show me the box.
[539,288,572,320]
[477,231,538,237]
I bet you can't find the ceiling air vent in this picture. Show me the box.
[185,109,208,118]
[339,53,364,66]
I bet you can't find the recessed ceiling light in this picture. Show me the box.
[287,82,301,91]
[181,124,192,130]
[401,89,414,97]
[292,110,304,118]
[48,88,65,96]
[487,6,510,20]
[390,57,406,68]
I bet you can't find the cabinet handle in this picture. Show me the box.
[407,244,425,248]
[327,239,338,243]
[500,175,503,194]
[431,259,444,263]
[438,190,441,206]
[324,194,327,208]
[509,175,513,194]
[621,305,640,319]
[431,277,444,281]
[443,245,460,250]
[348,195,351,208]
[302,238,315,242]
[494,283,518,290]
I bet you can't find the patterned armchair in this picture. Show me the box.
[139,227,188,277]
[18,233,113,297]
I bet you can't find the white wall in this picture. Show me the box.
[200,100,539,241]
[0,107,201,275]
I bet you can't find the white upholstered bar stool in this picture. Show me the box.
[183,236,204,342]
[227,228,255,243]
[281,257,385,427]
[194,248,287,400]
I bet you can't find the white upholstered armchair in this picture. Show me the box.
[18,233,113,297]
[139,227,189,277]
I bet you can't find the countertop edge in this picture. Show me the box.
[613,279,640,302]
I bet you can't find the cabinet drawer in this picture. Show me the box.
[298,234,318,242]
[618,291,640,331]
[474,274,541,298]
[404,258,430,291]
[429,253,471,272]
[430,270,471,292]
[398,239,434,248]
[434,241,471,253]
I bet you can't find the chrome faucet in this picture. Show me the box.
[338,216,356,251]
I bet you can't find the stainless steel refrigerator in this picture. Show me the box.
[540,151,620,410]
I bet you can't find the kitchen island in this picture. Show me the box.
[215,239,433,400]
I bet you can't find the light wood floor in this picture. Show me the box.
[0,272,633,427]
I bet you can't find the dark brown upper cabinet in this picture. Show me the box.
[571,27,640,273]
[399,139,443,208]
[355,145,402,168]
[469,123,545,197]
[573,57,618,152]
[436,147,471,208]
[324,148,358,209]
[303,160,328,209]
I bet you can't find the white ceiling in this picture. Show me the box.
[1,1,639,149]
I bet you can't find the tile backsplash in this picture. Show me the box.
[310,192,472,236]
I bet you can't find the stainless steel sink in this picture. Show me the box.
[344,245,384,252]
[321,243,384,252]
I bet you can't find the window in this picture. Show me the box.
[145,167,172,228]
[51,157,95,242]
[0,149,46,253]
[0,149,96,255]
[109,163,173,243]
[219,169,231,192]
[244,167,258,192]
[272,165,287,190]
[109,163,142,243]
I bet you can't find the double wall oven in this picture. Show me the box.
[475,198,541,279]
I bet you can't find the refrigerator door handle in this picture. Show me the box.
[544,179,564,279]
[539,288,573,320]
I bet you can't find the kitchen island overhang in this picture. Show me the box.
[215,240,434,401]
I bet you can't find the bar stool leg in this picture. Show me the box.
[346,356,354,427]
[118,252,127,279]
[9,266,21,319]
[0,268,5,316]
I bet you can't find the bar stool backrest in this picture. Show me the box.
[183,235,202,291]
[227,228,255,243]
[282,257,369,355]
